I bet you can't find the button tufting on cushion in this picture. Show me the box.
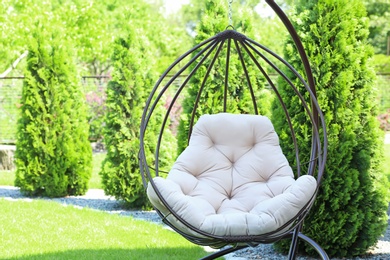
[147,113,317,237]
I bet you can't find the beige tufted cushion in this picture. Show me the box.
[147,113,317,237]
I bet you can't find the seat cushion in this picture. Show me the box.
[147,113,317,237]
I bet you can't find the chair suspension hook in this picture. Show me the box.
[227,0,235,30]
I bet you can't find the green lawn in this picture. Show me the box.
[0,152,106,188]
[384,143,390,181]
[2,143,390,191]
[89,152,106,189]
[0,142,389,259]
[0,199,209,259]
[0,169,14,186]
[0,152,219,259]
[384,143,390,201]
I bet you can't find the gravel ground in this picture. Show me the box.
[0,186,162,224]
[1,186,389,260]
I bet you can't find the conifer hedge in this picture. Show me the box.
[272,0,388,257]
[15,25,92,197]
[99,31,176,208]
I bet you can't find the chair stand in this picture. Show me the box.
[200,245,248,260]
[199,230,330,260]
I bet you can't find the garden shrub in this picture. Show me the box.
[85,84,107,143]
[378,109,390,131]
[272,0,388,257]
[99,30,176,209]
[14,24,92,197]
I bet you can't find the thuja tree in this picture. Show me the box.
[15,25,92,197]
[177,0,269,152]
[100,30,176,208]
[272,0,388,257]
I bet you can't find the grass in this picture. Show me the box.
[383,142,390,201]
[0,152,106,188]
[0,141,389,259]
[89,152,106,189]
[0,199,209,259]
[2,142,389,189]
[0,169,14,186]
[384,143,390,181]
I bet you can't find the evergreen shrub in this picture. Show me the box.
[272,0,388,257]
[99,31,176,208]
[14,25,92,197]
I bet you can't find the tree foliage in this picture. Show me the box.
[365,0,390,55]
[14,24,92,197]
[99,31,149,207]
[0,0,191,76]
[99,27,177,208]
[272,0,388,257]
[176,0,269,153]
[0,0,192,144]
[180,0,287,55]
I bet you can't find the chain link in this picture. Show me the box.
[228,0,233,29]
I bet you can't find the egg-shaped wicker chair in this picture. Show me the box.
[139,1,328,259]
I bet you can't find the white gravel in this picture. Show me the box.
[1,186,389,259]
[0,186,162,223]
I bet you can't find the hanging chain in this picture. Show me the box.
[228,0,233,29]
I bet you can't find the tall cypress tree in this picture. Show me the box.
[15,24,92,197]
[100,29,176,208]
[272,0,388,257]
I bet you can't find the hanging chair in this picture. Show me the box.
[139,1,328,259]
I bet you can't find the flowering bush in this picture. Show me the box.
[378,109,390,131]
[85,83,107,142]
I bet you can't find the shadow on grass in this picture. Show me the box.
[4,247,213,260]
